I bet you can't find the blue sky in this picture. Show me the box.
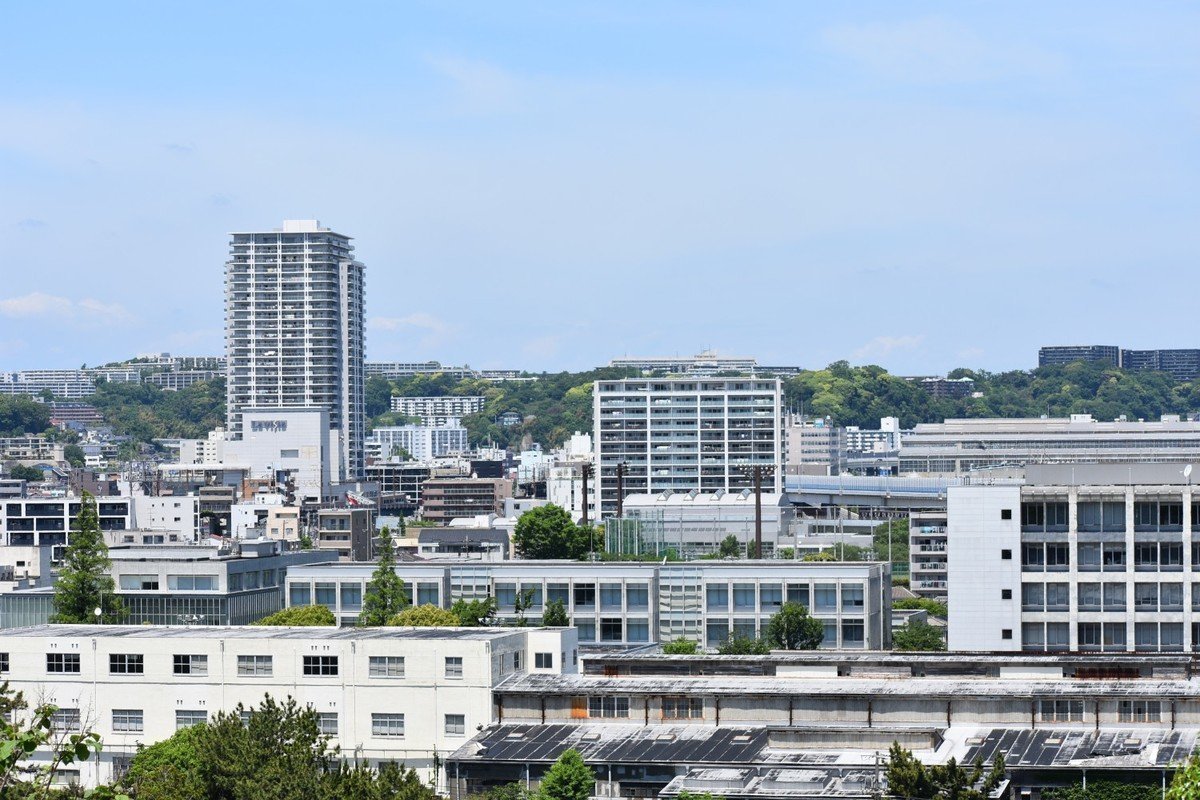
[2,2,1197,374]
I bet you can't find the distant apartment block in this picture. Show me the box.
[594,378,783,516]
[366,361,475,380]
[146,370,220,390]
[47,402,103,427]
[366,425,469,462]
[422,478,512,524]
[390,395,486,420]
[785,417,845,476]
[904,376,976,398]
[0,370,95,398]
[1038,345,1121,368]
[608,350,758,375]
[316,507,376,561]
[365,461,429,516]
[908,510,949,599]
[898,414,1200,474]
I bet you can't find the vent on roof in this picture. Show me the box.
[1045,738,1062,746]
[506,732,526,740]
[731,734,753,744]
[966,737,985,746]
[581,733,601,742]
[656,734,677,743]
[1124,738,1142,749]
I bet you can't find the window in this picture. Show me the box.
[760,584,783,611]
[1001,549,1012,560]
[841,620,865,647]
[706,620,729,648]
[1021,583,1044,611]
[303,656,339,676]
[445,714,466,735]
[1102,543,1126,570]
[119,574,159,590]
[1022,623,1044,650]
[1001,589,1012,600]
[315,583,336,606]
[1135,583,1159,611]
[109,654,144,675]
[1161,543,1184,568]
[371,713,405,737]
[627,619,650,643]
[290,584,311,606]
[1046,544,1069,569]
[340,584,362,609]
[167,575,217,590]
[1078,543,1100,570]
[112,709,143,733]
[1001,509,1012,520]
[1045,583,1069,611]
[1135,543,1159,569]
[600,618,623,642]
[626,584,649,610]
[814,584,837,612]
[1077,583,1101,610]
[316,713,338,736]
[1077,623,1102,649]
[588,696,630,718]
[445,656,463,679]
[1161,583,1184,610]
[535,652,554,669]
[732,583,756,611]
[176,710,207,730]
[1044,624,1068,650]
[1001,629,1013,640]
[841,585,864,611]
[547,583,570,606]
[237,655,273,676]
[369,656,405,677]
[573,584,596,608]
[662,697,703,720]
[1135,622,1158,649]
[1038,699,1084,723]
[173,654,208,676]
[575,620,595,642]
[1021,544,1044,569]
[1118,700,1161,723]
[495,583,516,609]
[1162,623,1184,651]
[600,584,623,610]
[786,583,810,606]
[1103,623,1126,650]
[47,653,80,673]
[706,584,728,610]
[51,708,81,732]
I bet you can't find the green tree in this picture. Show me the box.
[801,550,837,562]
[542,599,569,627]
[63,443,86,468]
[365,375,394,418]
[662,638,699,655]
[7,464,43,482]
[453,597,499,626]
[717,535,741,558]
[538,749,595,800]
[122,724,207,800]
[358,527,408,626]
[0,394,52,436]
[1045,781,1159,800]
[389,604,460,626]
[716,634,770,655]
[253,605,336,626]
[892,620,946,652]
[893,597,948,619]
[0,682,110,797]
[1168,755,1200,800]
[764,602,824,650]
[884,742,1004,800]
[52,491,125,623]
[513,588,537,626]
[513,505,588,559]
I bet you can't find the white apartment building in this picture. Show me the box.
[594,378,783,517]
[366,361,474,380]
[784,416,846,476]
[225,219,366,481]
[899,414,1200,474]
[948,463,1200,653]
[1,496,198,549]
[608,350,758,375]
[390,395,486,420]
[177,427,227,464]
[366,425,469,462]
[0,624,576,788]
[844,416,902,454]
[0,370,95,398]
[146,370,220,390]
[286,560,890,650]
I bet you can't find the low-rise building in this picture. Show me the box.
[366,425,469,462]
[0,623,576,788]
[316,507,375,561]
[607,490,794,559]
[423,478,512,524]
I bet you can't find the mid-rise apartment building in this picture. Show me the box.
[366,425,469,462]
[422,478,512,523]
[908,510,949,599]
[1038,345,1121,368]
[286,560,890,650]
[146,370,220,390]
[0,623,575,788]
[316,507,376,561]
[898,414,1200,474]
[390,395,486,420]
[1038,344,1200,381]
[224,219,365,481]
[608,351,759,375]
[594,378,783,517]
[949,463,1200,653]
[784,416,845,476]
[366,361,475,380]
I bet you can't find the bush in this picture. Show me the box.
[252,605,336,626]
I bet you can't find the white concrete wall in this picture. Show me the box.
[947,485,1023,650]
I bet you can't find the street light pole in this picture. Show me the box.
[735,464,777,559]
[580,464,593,527]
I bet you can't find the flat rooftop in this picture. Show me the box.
[0,624,532,641]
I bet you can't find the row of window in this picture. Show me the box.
[52,708,469,737]
[1021,581,1197,612]
[1020,621,1194,651]
[1022,500,1200,533]
[118,574,219,591]
[1021,542,1193,571]
[583,696,704,720]
[1036,699,1162,723]
[43,653,458,679]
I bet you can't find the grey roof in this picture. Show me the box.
[495,673,1200,699]
[963,727,1198,770]
[0,624,522,641]
[450,724,773,765]
[418,529,508,545]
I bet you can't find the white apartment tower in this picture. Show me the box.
[594,377,784,516]
[225,220,366,480]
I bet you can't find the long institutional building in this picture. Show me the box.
[223,219,366,482]
[593,378,784,517]
[285,560,891,650]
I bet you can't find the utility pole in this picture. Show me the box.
[580,463,593,527]
[735,464,777,559]
[615,462,627,518]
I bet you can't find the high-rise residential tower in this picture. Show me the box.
[225,220,365,483]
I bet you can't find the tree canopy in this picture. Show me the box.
[51,491,125,624]
[538,749,595,800]
[892,619,946,651]
[662,638,699,655]
[716,634,770,655]
[358,527,408,626]
[513,504,590,559]
[763,602,824,650]
[388,604,460,626]
[542,599,569,627]
[884,742,1005,800]
[0,394,51,436]
[253,605,336,626]
[452,597,499,626]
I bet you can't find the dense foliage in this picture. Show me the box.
[388,604,460,626]
[0,682,108,797]
[123,694,439,800]
[892,619,946,651]
[252,605,336,626]
[662,638,700,655]
[88,378,226,443]
[513,505,592,559]
[0,394,50,436]
[51,492,125,624]
[894,597,948,619]
[1045,780,1162,800]
[885,742,1005,799]
[537,749,595,800]
[763,602,824,650]
[1167,755,1200,800]
[542,599,569,627]
[358,527,408,626]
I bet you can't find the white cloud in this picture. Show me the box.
[0,292,133,324]
[369,313,454,350]
[821,17,1065,83]
[852,334,925,362]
